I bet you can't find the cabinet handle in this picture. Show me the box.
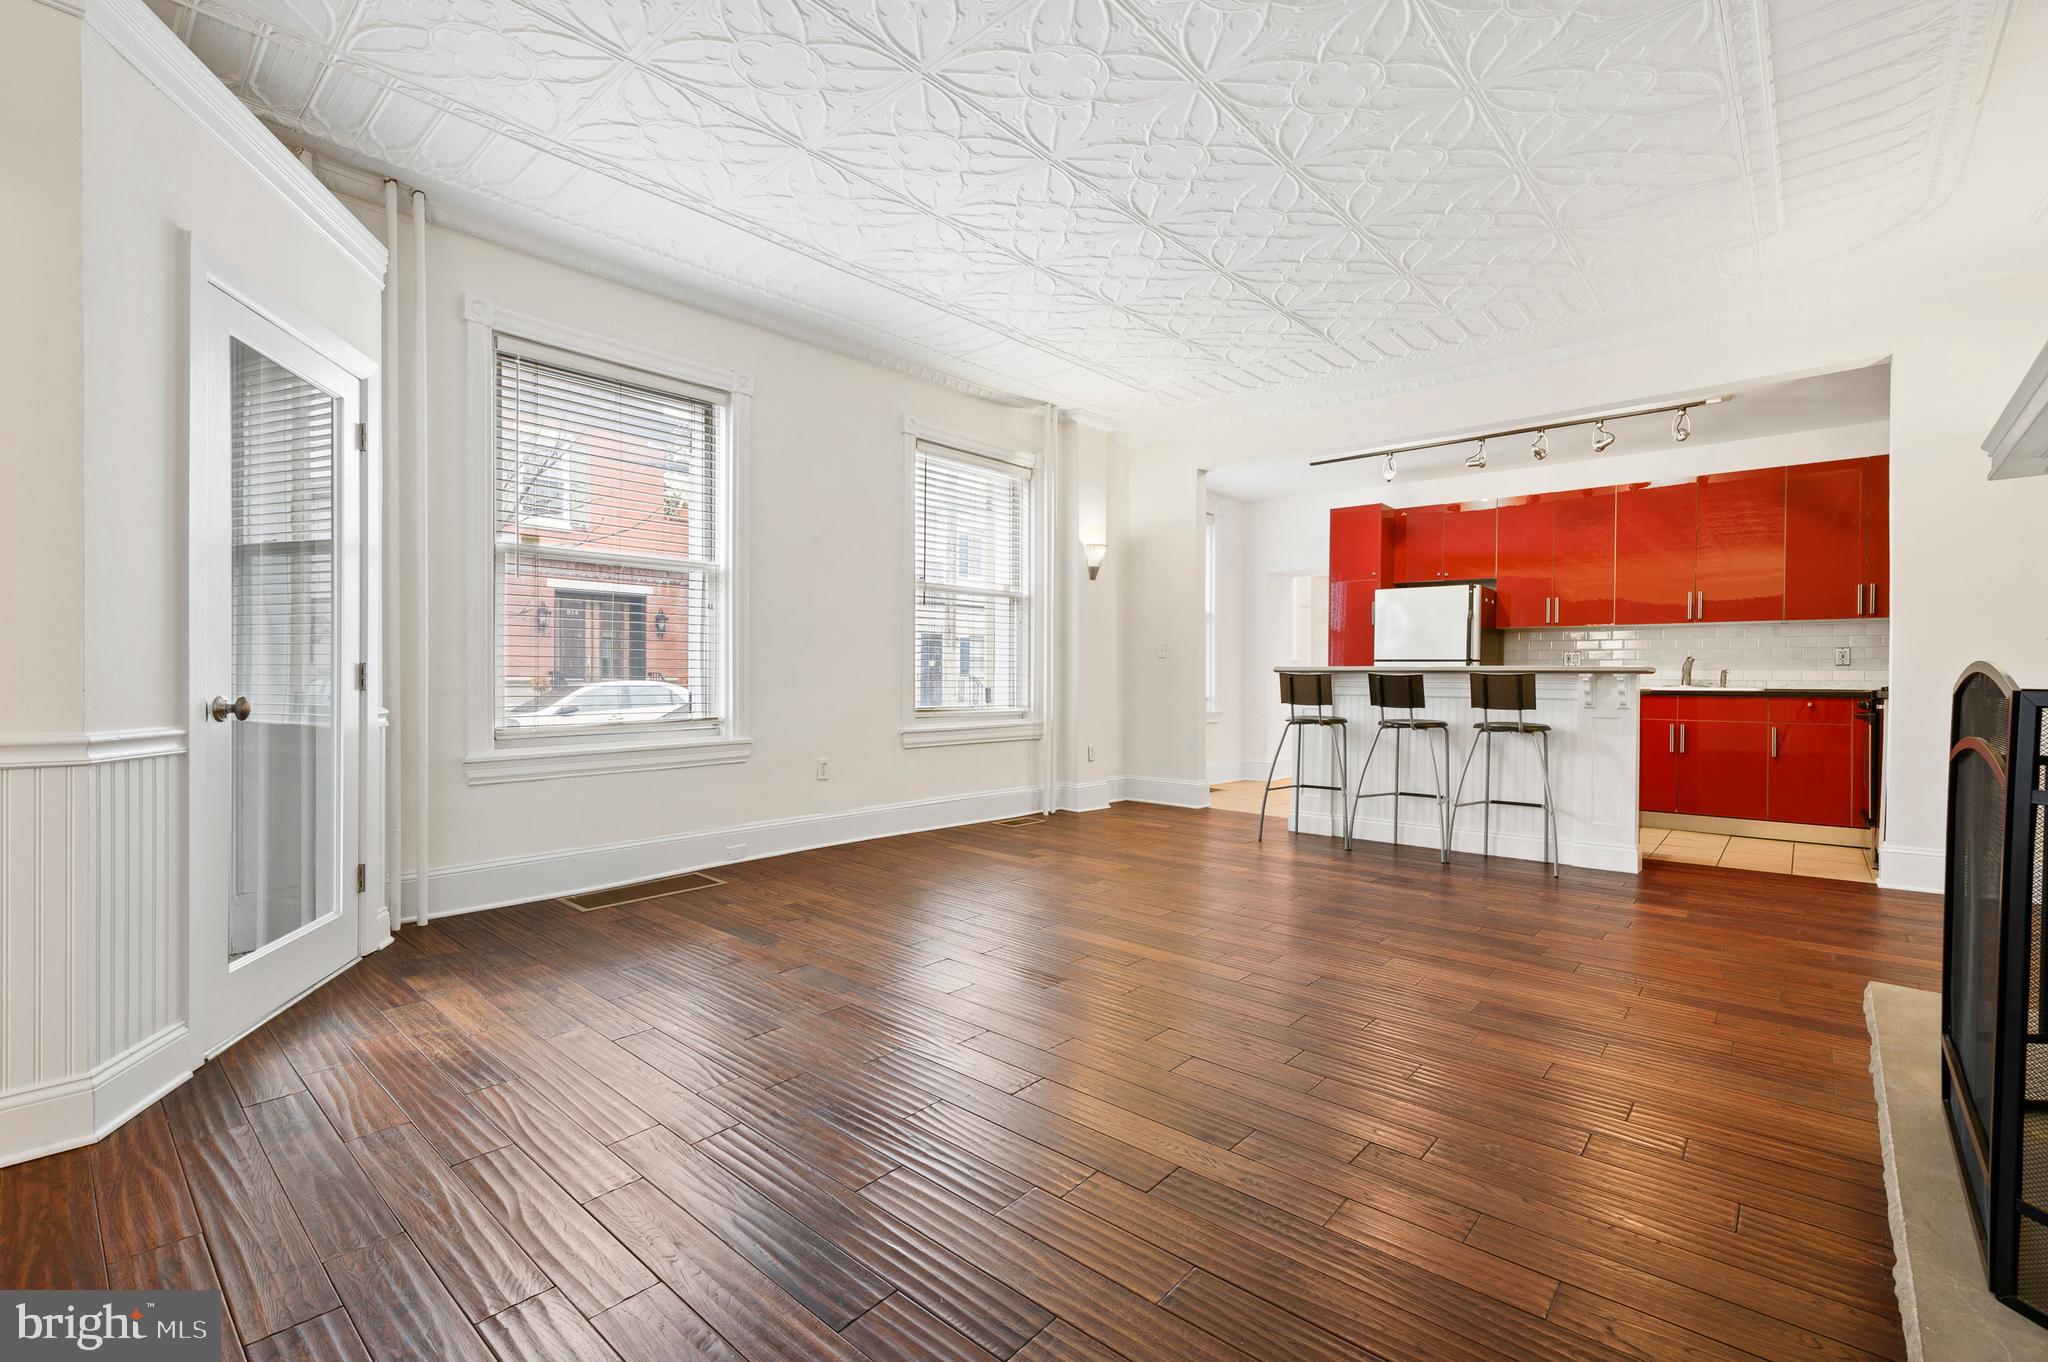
[1668,723,1675,753]
[1769,726,1777,759]
[1855,583,1864,615]
[1697,589,1705,620]
[1679,724,1686,755]
[1868,582,1878,615]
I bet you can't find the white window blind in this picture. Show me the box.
[494,344,725,737]
[913,441,1031,715]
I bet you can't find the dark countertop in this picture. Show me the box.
[1644,685,1884,699]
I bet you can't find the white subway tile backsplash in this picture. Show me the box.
[1503,619,1888,688]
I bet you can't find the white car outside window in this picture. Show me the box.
[503,680,692,729]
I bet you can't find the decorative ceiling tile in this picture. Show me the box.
[152,0,2016,415]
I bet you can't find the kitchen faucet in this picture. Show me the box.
[1680,656,1695,685]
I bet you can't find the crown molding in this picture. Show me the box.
[77,0,385,282]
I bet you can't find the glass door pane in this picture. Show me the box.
[229,338,338,960]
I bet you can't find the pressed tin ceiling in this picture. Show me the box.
[150,0,2009,416]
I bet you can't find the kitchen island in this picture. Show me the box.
[1276,665,1654,872]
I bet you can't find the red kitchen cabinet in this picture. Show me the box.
[1615,482,1697,624]
[1329,580,1377,665]
[1440,503,1497,580]
[1675,716,1770,820]
[1551,487,1617,626]
[1693,468,1785,621]
[1390,507,1445,582]
[1853,713,1874,827]
[1494,495,1553,628]
[1862,455,1889,617]
[1330,504,1391,583]
[1640,696,1678,814]
[1767,698,1854,827]
[1785,459,1865,620]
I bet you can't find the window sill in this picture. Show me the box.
[900,719,1044,749]
[464,734,752,785]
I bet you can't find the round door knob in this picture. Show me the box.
[209,695,252,722]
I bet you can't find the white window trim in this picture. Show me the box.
[461,296,751,785]
[900,417,1048,749]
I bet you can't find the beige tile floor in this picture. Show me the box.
[1639,826,1877,882]
[1210,780,1290,816]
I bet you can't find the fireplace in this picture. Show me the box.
[1941,662,2048,1325]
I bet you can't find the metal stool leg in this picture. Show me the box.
[1539,729,1559,877]
[1256,721,1291,842]
[1449,729,1482,856]
[1390,727,1403,849]
[1429,727,1449,863]
[1335,723,1351,851]
[1347,725,1386,844]
[1482,729,1494,857]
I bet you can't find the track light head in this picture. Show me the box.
[1673,408,1691,443]
[1383,454,1396,482]
[1531,429,1548,461]
[1592,419,1614,454]
[1465,438,1486,470]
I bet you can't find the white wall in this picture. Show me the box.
[1132,277,2048,892]
[367,209,1061,907]
[1204,492,1247,783]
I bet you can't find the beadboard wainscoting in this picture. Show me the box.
[0,731,188,1165]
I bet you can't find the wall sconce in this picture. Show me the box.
[535,604,551,632]
[1083,542,1107,581]
[653,610,669,638]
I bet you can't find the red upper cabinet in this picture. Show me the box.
[1614,482,1697,624]
[1440,503,1497,580]
[1494,495,1554,627]
[1693,468,1785,622]
[1390,507,1445,582]
[1863,455,1889,617]
[1550,487,1616,626]
[1330,504,1391,583]
[1329,580,1377,665]
[1785,459,1865,620]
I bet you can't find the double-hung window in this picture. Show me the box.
[910,438,1033,729]
[492,340,728,744]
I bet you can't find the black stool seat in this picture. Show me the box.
[1381,716,1448,730]
[1293,716,1348,726]
[1473,719,1549,733]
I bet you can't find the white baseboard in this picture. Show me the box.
[1058,779,1116,813]
[1293,806,1641,874]
[403,783,1050,919]
[0,1023,191,1169]
[1877,842,1943,894]
[1117,776,1213,809]
[1206,758,1279,784]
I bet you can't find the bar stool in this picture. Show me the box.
[1449,672,1559,877]
[1258,671,1351,848]
[1346,673,1450,862]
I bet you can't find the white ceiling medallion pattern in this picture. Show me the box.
[148,0,2006,416]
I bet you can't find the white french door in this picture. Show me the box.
[190,273,365,1053]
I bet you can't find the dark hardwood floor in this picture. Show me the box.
[1,803,1937,1361]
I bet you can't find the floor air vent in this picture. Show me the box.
[994,815,1049,828]
[563,871,724,912]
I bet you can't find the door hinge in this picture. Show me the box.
[355,863,367,894]
[356,420,369,453]
[356,662,368,691]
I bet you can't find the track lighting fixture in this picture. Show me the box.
[1465,439,1486,470]
[1673,408,1691,443]
[1308,394,1731,471]
[1592,419,1614,453]
[1531,430,1547,461]
[1383,454,1397,482]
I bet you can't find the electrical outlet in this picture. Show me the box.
[1086,744,1096,763]
[1563,650,1582,665]
[816,758,830,780]
[724,842,747,859]
[1155,643,1167,659]
[1835,647,1852,667]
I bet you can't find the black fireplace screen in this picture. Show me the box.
[1941,662,2048,1324]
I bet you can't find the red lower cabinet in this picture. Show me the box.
[1767,697,1856,827]
[1329,580,1376,665]
[1675,718,1770,820]
[1640,698,1677,814]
